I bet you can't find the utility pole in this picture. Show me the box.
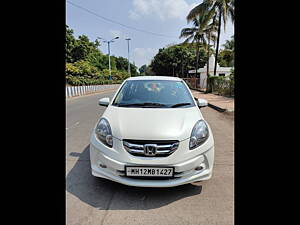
[125,38,131,76]
[97,36,119,80]
[108,41,111,79]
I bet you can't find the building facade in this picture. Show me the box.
[188,55,233,89]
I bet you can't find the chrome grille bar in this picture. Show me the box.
[123,140,179,157]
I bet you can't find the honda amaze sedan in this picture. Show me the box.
[90,76,214,187]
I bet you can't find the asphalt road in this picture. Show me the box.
[66,89,234,225]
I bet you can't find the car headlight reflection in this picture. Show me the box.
[95,118,113,147]
[189,120,209,150]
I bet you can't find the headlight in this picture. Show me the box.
[189,120,209,150]
[95,118,113,147]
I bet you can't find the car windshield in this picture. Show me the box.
[112,80,195,108]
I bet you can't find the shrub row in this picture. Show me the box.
[66,61,130,86]
[208,74,234,97]
[66,75,123,86]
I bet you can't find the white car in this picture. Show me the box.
[90,76,214,187]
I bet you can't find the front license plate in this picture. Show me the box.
[125,166,174,177]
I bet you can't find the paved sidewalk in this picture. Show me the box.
[192,90,234,112]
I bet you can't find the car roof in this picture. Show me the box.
[125,76,182,81]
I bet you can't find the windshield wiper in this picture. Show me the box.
[171,103,191,108]
[117,102,166,108]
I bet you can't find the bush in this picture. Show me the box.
[208,74,234,97]
[66,74,123,86]
[101,69,130,81]
[66,61,103,79]
[66,63,80,76]
[66,60,129,86]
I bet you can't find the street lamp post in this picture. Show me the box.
[125,38,131,76]
[107,41,111,80]
[97,36,119,80]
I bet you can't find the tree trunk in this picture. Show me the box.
[195,40,199,89]
[181,54,184,78]
[208,12,221,93]
[196,43,199,76]
[214,12,222,76]
[206,34,210,91]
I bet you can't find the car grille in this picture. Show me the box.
[123,139,179,157]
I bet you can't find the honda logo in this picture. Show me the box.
[144,144,157,156]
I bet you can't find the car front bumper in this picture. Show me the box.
[90,134,214,187]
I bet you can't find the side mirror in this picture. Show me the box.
[99,97,110,107]
[197,98,208,108]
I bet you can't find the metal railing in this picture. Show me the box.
[66,84,120,98]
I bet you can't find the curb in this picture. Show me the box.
[208,103,226,112]
[190,87,205,93]
[207,103,234,115]
[224,110,234,117]
[191,89,234,114]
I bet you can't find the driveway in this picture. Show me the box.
[66,89,234,225]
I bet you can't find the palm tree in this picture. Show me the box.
[180,20,202,79]
[187,0,234,83]
[221,35,234,66]
[222,35,234,50]
[203,17,218,82]
[180,10,215,80]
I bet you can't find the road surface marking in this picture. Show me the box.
[66,121,80,130]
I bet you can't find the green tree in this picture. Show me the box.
[180,19,202,78]
[180,12,217,82]
[218,35,234,67]
[150,44,206,77]
[87,51,107,71]
[72,60,101,79]
[113,56,138,76]
[204,17,218,80]
[130,63,138,76]
[187,0,234,82]
[139,65,147,75]
[223,35,234,50]
[115,56,128,71]
[66,25,76,63]
[180,17,207,78]
[218,49,234,67]
[66,25,134,85]
[71,35,100,62]
[145,65,155,76]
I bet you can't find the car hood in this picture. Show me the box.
[102,106,203,141]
